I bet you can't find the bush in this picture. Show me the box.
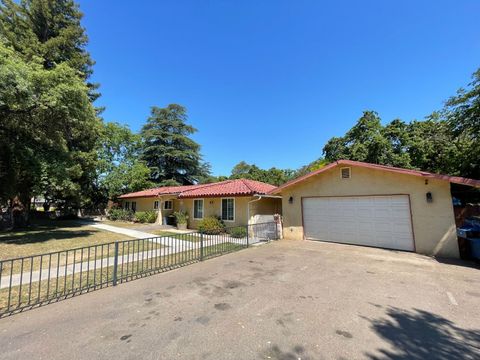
[228,226,247,238]
[198,216,225,234]
[107,208,134,221]
[173,211,189,225]
[134,211,157,223]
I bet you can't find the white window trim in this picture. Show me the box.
[221,197,235,222]
[153,200,159,210]
[164,200,173,210]
[193,199,204,220]
[340,167,351,179]
[125,201,130,210]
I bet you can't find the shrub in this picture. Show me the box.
[134,211,157,223]
[198,216,225,234]
[228,226,247,238]
[173,211,189,225]
[107,208,134,221]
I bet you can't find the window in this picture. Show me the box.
[131,201,137,212]
[340,167,351,179]
[164,200,173,210]
[221,198,235,221]
[153,201,159,210]
[193,199,204,219]
[124,202,130,210]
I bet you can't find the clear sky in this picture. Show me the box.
[79,0,480,176]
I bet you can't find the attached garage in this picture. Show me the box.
[272,160,480,258]
[302,195,415,251]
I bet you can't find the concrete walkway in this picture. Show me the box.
[88,223,159,239]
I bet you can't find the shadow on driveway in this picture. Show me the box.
[365,307,480,359]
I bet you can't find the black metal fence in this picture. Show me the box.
[0,222,279,317]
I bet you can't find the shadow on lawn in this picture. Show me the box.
[365,307,480,359]
[0,220,97,245]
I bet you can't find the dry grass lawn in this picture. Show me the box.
[0,220,132,261]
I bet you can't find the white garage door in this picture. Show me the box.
[302,195,414,251]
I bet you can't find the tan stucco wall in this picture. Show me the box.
[119,196,281,229]
[176,196,281,229]
[280,165,459,258]
[119,196,176,216]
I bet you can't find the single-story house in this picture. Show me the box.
[118,179,282,229]
[270,160,480,258]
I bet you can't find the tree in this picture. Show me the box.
[96,122,152,202]
[229,161,296,186]
[140,104,210,185]
[323,111,400,166]
[441,68,480,178]
[0,0,101,223]
[0,42,98,220]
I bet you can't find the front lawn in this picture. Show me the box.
[0,220,132,261]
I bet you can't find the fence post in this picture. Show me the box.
[275,221,278,240]
[200,232,204,261]
[113,242,119,286]
[246,225,249,247]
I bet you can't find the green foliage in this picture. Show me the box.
[96,122,153,200]
[198,216,225,234]
[228,226,247,238]
[173,210,189,225]
[107,208,134,222]
[321,108,475,177]
[134,211,157,223]
[141,104,211,185]
[0,0,101,221]
[442,68,480,179]
[229,161,296,186]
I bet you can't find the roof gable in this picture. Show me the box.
[270,160,480,194]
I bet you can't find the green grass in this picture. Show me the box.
[0,242,244,315]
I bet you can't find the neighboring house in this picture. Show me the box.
[270,160,480,258]
[118,179,282,229]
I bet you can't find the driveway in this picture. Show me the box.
[1,240,479,360]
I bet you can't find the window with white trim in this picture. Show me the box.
[164,200,173,210]
[131,201,137,212]
[193,199,204,219]
[124,201,130,210]
[221,198,235,221]
[153,201,159,210]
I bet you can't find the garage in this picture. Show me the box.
[273,160,480,258]
[302,195,415,251]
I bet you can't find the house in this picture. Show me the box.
[270,160,480,258]
[118,179,282,229]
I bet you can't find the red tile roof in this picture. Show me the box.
[118,184,204,199]
[118,179,277,199]
[270,159,480,194]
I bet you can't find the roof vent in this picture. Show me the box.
[341,167,351,179]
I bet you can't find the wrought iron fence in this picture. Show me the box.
[0,222,279,317]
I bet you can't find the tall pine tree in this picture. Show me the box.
[141,104,210,185]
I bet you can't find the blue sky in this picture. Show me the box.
[79,0,480,176]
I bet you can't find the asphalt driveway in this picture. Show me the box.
[1,240,479,360]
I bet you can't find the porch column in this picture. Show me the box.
[156,197,163,224]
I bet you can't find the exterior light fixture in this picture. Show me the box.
[288,196,294,204]
[426,192,433,203]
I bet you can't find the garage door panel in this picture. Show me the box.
[302,195,414,251]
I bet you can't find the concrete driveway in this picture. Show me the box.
[1,240,479,360]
